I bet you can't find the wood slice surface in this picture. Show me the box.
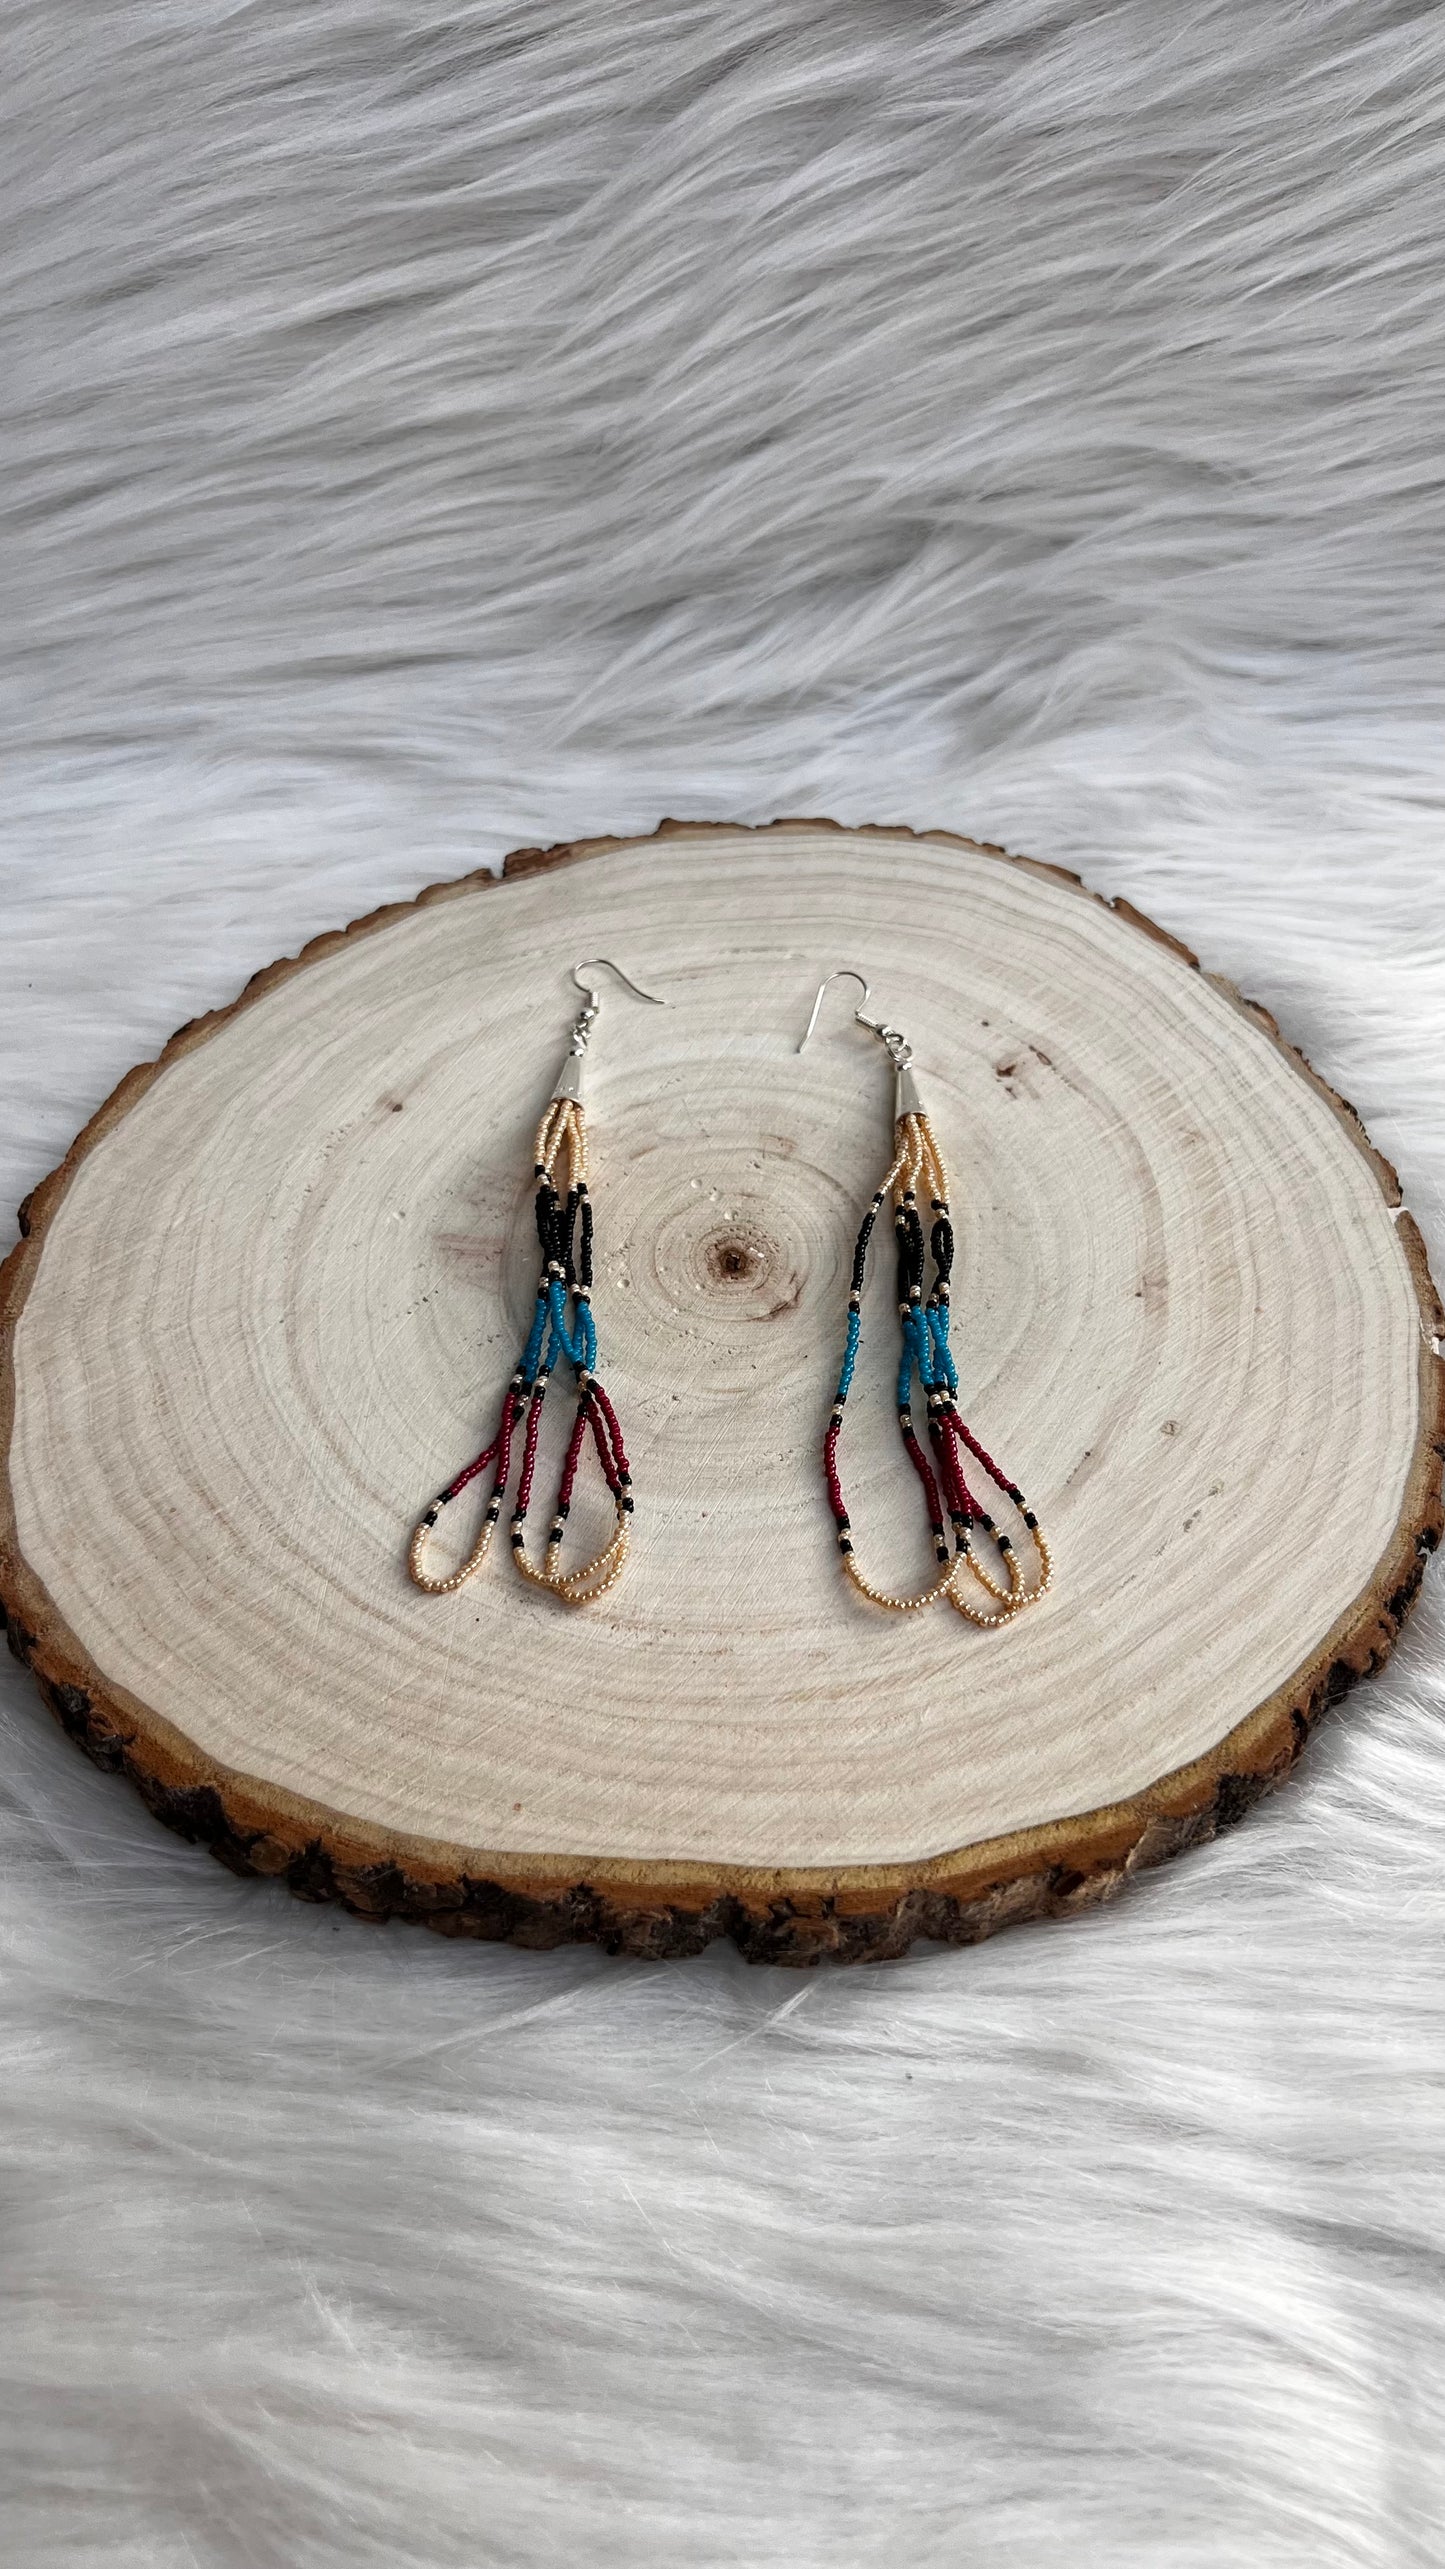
[2,822,1442,1963]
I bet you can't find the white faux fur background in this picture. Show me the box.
[4,4,1445,2561]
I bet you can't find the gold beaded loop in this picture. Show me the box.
[407,1504,500,1595]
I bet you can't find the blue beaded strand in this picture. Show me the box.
[835,1306,862,1401]
[542,1274,598,1378]
[926,1301,959,1396]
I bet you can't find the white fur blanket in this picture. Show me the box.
[4,4,1444,2561]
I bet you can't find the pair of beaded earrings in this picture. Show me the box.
[408,961,1050,1625]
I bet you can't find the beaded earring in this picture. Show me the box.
[408,958,664,1608]
[798,970,1050,1625]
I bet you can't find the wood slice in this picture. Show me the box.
[2,822,1442,1963]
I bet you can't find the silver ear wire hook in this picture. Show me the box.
[797,968,922,1119]
[572,958,667,1013]
[798,967,870,1053]
[553,957,667,1101]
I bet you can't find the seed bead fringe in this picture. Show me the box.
[823,1108,1050,1622]
[408,1095,635,1606]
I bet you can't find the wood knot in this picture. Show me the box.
[706,1230,766,1288]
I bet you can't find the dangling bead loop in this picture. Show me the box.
[409,1023,646,1605]
[802,975,1050,1623]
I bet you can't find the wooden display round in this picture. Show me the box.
[2,822,1441,1963]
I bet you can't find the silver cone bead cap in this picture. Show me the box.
[895,1063,924,1121]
